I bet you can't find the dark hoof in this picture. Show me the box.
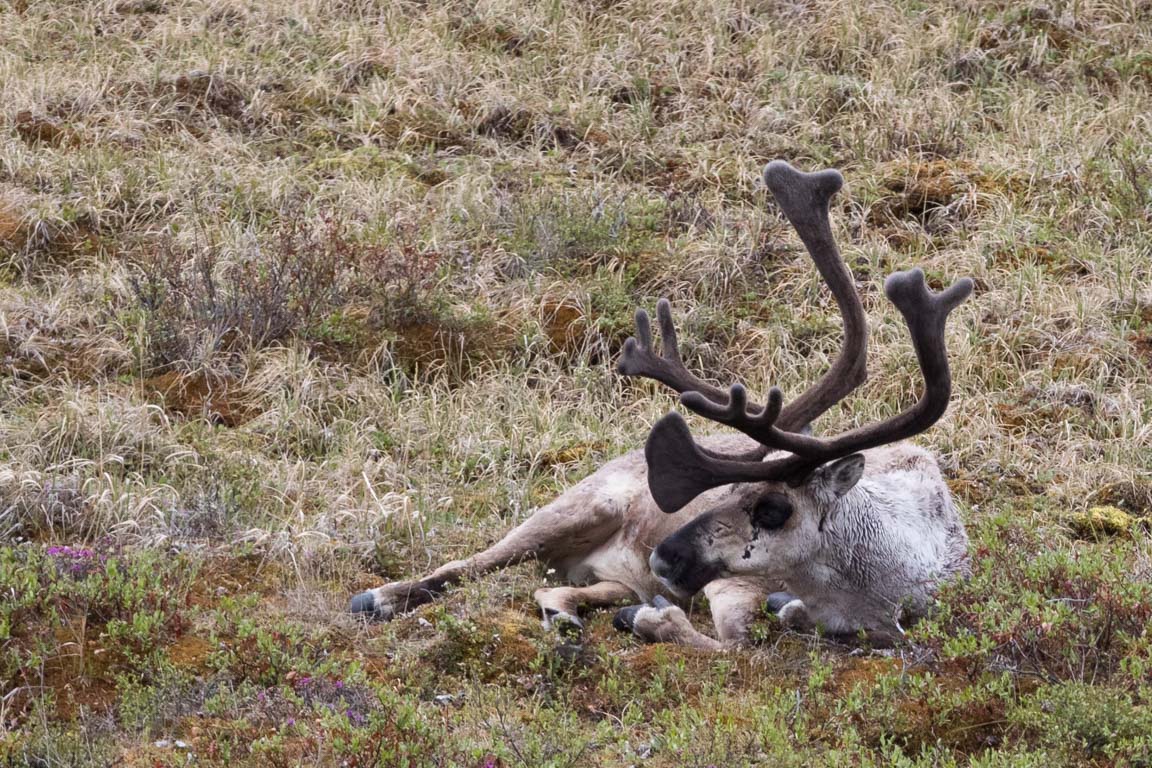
[766,591,797,614]
[544,609,585,641]
[613,604,643,633]
[349,591,381,619]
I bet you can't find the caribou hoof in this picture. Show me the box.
[766,591,798,614]
[615,595,675,633]
[612,604,643,633]
[543,608,584,640]
[349,591,393,621]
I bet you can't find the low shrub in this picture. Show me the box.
[127,213,441,370]
[914,514,1152,684]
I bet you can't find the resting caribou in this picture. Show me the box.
[350,161,973,649]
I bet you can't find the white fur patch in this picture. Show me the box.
[598,470,638,500]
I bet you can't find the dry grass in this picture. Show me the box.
[1,0,1151,764]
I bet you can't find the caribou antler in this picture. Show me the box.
[619,160,973,513]
[618,160,868,430]
[645,268,973,513]
[617,298,732,405]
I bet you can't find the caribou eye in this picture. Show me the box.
[751,493,793,530]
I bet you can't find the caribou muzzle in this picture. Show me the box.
[650,528,724,597]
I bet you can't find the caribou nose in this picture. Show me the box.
[649,530,723,596]
[649,549,672,579]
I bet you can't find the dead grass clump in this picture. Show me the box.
[0,471,88,542]
[0,291,131,381]
[100,71,254,138]
[27,393,183,475]
[166,71,250,123]
[0,192,28,247]
[372,104,472,151]
[475,104,581,150]
[157,488,239,542]
[986,242,1091,277]
[993,383,1119,433]
[947,468,1045,505]
[974,6,1090,78]
[450,15,534,56]
[333,53,394,92]
[538,297,589,355]
[13,110,78,147]
[389,308,521,374]
[114,0,165,14]
[993,317,1131,382]
[1131,330,1152,367]
[538,440,607,469]
[141,370,252,427]
[0,189,105,267]
[868,159,983,226]
[943,49,992,86]
[609,78,675,113]
[866,160,1032,232]
[498,189,663,278]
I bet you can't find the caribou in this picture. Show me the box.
[350,160,973,649]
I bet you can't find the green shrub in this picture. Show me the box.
[1010,682,1152,765]
[0,544,190,715]
[914,515,1152,682]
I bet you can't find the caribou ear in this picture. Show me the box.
[808,454,865,498]
[644,413,722,513]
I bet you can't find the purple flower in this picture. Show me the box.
[48,546,95,559]
[47,545,99,577]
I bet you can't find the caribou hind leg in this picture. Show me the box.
[351,494,622,620]
[777,598,906,647]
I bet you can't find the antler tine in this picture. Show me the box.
[617,298,731,404]
[682,384,781,424]
[679,385,826,457]
[866,268,974,430]
[763,161,868,432]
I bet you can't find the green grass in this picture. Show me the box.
[1,0,1151,764]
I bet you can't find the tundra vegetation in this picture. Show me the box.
[0,0,1150,765]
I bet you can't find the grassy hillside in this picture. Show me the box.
[1,0,1151,764]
